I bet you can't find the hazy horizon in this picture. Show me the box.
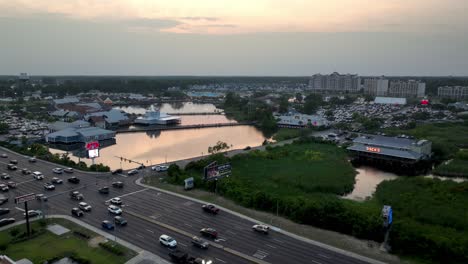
[1,0,467,76]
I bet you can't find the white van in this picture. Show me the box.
[32,171,44,180]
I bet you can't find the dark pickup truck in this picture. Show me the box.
[168,250,205,264]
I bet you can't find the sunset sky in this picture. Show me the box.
[1,0,467,75]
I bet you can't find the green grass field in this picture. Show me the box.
[0,219,135,264]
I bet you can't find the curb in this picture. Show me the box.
[136,178,387,264]
[0,214,170,264]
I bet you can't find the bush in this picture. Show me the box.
[9,227,20,237]
[73,230,91,239]
[0,243,8,251]
[99,241,125,256]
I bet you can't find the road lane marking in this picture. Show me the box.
[105,188,149,202]
[312,260,323,264]
[183,201,194,206]
[184,223,192,227]
[146,229,154,234]
[150,214,161,220]
[226,230,237,235]
[266,244,276,249]
[193,218,202,223]
[117,173,128,178]
[16,179,36,185]
[318,254,331,259]
[178,242,187,247]
[215,258,226,263]
[273,238,284,244]
[15,207,25,212]
[136,234,144,239]
[253,250,269,260]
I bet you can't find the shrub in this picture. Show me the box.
[99,241,125,256]
[9,227,20,237]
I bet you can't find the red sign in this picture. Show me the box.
[15,193,36,204]
[86,141,100,150]
[366,147,381,153]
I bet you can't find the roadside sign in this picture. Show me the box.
[15,193,36,204]
[86,141,100,150]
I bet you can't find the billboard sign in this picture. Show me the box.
[88,149,99,159]
[204,162,231,181]
[382,205,393,227]
[15,193,36,204]
[86,141,100,150]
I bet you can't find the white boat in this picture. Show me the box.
[134,105,181,125]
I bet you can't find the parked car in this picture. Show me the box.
[71,207,84,217]
[127,169,138,176]
[70,191,84,201]
[24,210,42,218]
[79,202,92,212]
[110,197,122,205]
[111,168,123,175]
[137,164,146,170]
[0,197,8,205]
[0,208,10,215]
[243,146,252,151]
[114,216,127,226]
[43,182,55,190]
[191,236,209,249]
[159,234,177,248]
[102,220,114,230]
[7,164,17,170]
[0,154,7,158]
[252,224,269,234]
[1,173,10,180]
[7,182,16,188]
[200,228,218,239]
[52,168,63,174]
[151,165,169,172]
[51,177,63,184]
[202,204,219,214]
[0,218,15,227]
[108,205,122,215]
[9,160,18,165]
[0,184,9,192]
[29,157,36,163]
[98,186,109,194]
[64,168,74,173]
[68,177,80,184]
[112,181,124,188]
[22,168,31,175]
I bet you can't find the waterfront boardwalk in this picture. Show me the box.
[116,122,255,133]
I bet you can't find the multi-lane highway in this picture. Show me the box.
[0,148,380,264]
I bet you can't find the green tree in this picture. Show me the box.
[278,96,289,113]
[208,141,231,155]
[302,94,323,114]
[295,92,303,102]
[0,122,9,134]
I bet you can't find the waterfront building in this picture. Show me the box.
[275,112,328,128]
[85,109,130,128]
[46,126,116,144]
[48,120,90,132]
[374,97,407,105]
[388,80,426,98]
[363,77,389,96]
[308,72,361,93]
[438,86,468,100]
[134,105,181,125]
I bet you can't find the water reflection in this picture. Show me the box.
[115,102,222,115]
[49,126,265,170]
[343,166,398,201]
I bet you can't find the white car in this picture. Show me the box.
[159,234,177,247]
[79,202,92,212]
[33,173,44,180]
[110,197,122,205]
[127,169,138,175]
[52,168,63,174]
[252,224,269,234]
[64,168,74,173]
[152,165,169,172]
[108,205,122,215]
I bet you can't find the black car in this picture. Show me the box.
[51,177,63,184]
[111,169,123,175]
[71,207,84,217]
[44,183,55,190]
[9,160,18,165]
[22,168,31,175]
[0,197,8,205]
[7,164,17,170]
[68,177,80,184]
[137,164,146,170]
[112,181,124,188]
[202,204,220,214]
[0,218,15,227]
[200,228,218,239]
[99,186,109,194]
[0,208,10,215]
[1,173,10,180]
[114,216,127,226]
[191,236,209,249]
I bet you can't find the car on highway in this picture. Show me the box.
[79,202,92,212]
[98,186,109,194]
[151,165,169,172]
[7,182,16,189]
[0,218,15,227]
[0,208,10,215]
[32,171,43,180]
[24,210,42,218]
[127,169,138,176]
[0,154,7,158]
[52,168,63,174]
[243,146,252,151]
[29,157,36,163]
[168,250,206,264]
[44,182,55,190]
[114,216,127,226]
[112,181,123,188]
[71,208,84,217]
[202,204,219,214]
[0,184,9,192]
[159,234,177,248]
[1,173,10,180]
[70,191,84,201]
[0,196,8,205]
[200,228,218,239]
[51,177,63,184]
[108,205,122,215]
[64,168,74,173]
[137,164,146,170]
[191,236,209,249]
[21,168,31,175]
[111,168,123,175]
[101,220,114,230]
[110,197,122,205]
[7,164,17,171]
[252,224,269,234]
[9,160,18,165]
[36,194,48,202]
[68,177,80,184]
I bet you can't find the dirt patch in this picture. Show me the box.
[88,236,107,248]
